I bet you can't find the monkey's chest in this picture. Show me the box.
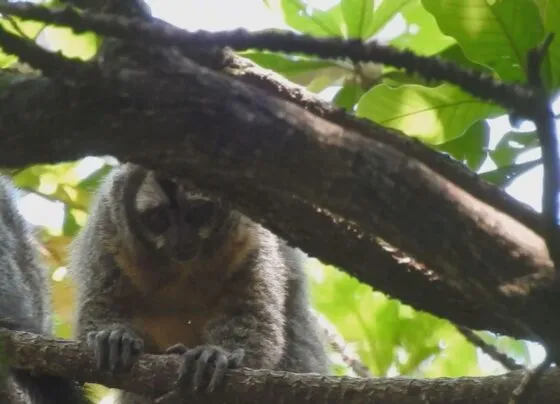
[132,312,208,353]
[125,270,225,353]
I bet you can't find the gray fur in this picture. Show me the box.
[70,163,329,403]
[0,175,90,404]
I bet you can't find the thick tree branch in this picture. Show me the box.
[0,2,552,343]
[0,59,556,346]
[0,1,545,237]
[0,2,559,351]
[3,328,560,404]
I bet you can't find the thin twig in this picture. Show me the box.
[456,325,523,371]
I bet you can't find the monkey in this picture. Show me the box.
[69,163,330,403]
[0,175,92,404]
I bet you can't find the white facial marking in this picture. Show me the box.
[135,172,169,213]
[154,235,166,249]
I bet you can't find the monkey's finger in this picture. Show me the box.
[121,334,133,369]
[192,348,217,392]
[207,354,229,392]
[93,330,110,370]
[86,332,96,349]
[165,343,188,356]
[108,330,123,372]
[228,348,245,368]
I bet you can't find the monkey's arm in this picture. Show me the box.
[167,268,286,392]
[205,296,285,369]
[74,259,145,372]
[77,294,145,372]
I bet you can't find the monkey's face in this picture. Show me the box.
[131,173,221,262]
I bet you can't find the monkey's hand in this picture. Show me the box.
[87,326,144,372]
[165,343,244,392]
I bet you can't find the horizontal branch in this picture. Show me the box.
[2,328,559,404]
[0,55,557,346]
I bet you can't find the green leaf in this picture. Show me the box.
[422,0,544,82]
[438,120,490,171]
[390,0,455,56]
[490,130,540,167]
[62,206,81,237]
[356,83,503,144]
[533,0,560,91]
[12,166,42,190]
[0,16,45,39]
[438,44,492,73]
[77,163,112,193]
[281,0,345,37]
[333,81,365,111]
[241,51,350,87]
[341,0,375,38]
[0,16,46,67]
[397,312,447,375]
[42,26,100,60]
[364,0,413,39]
[481,159,541,188]
[309,263,387,375]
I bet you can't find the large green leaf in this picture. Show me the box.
[281,0,345,37]
[356,83,503,144]
[533,0,560,91]
[390,0,455,56]
[422,0,544,82]
[341,0,375,38]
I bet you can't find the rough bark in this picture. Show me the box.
[0,2,558,403]
[2,328,558,404]
[0,56,558,348]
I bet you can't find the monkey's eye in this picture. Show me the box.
[183,201,215,227]
[141,207,170,234]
